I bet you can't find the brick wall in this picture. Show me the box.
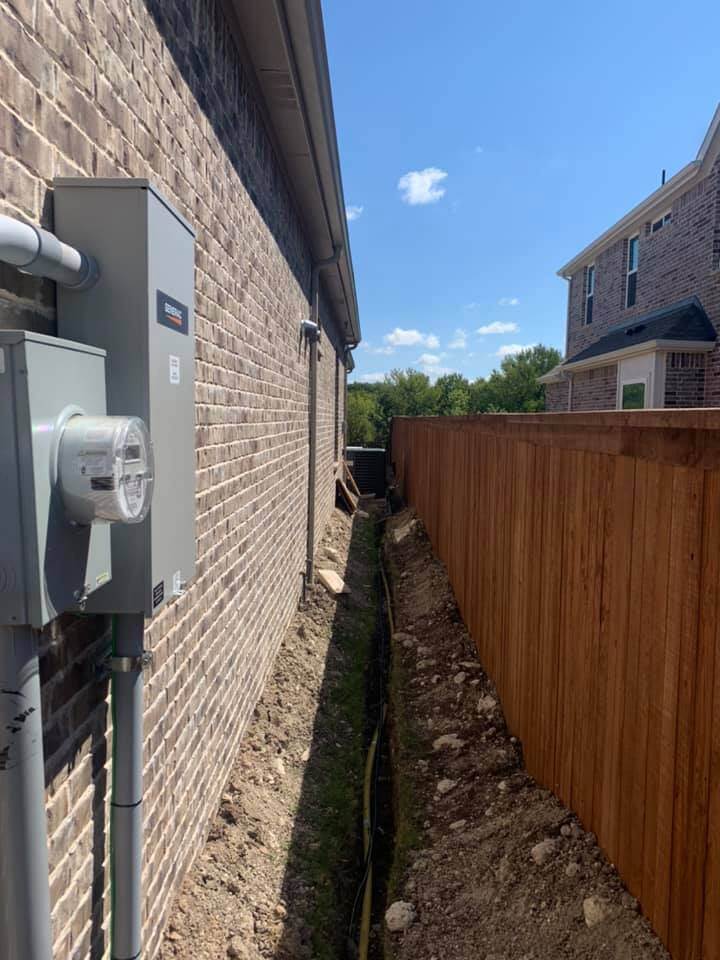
[544,380,569,411]
[664,351,707,407]
[565,158,720,404]
[0,1,348,957]
[569,364,618,411]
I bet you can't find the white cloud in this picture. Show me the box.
[477,321,519,335]
[417,353,440,366]
[498,297,520,307]
[358,372,387,383]
[384,327,439,349]
[448,329,467,350]
[346,205,364,222]
[398,167,448,205]
[420,363,456,382]
[496,343,536,358]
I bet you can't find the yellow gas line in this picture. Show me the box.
[358,551,394,960]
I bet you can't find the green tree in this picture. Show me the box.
[468,345,561,413]
[381,369,435,417]
[347,388,381,446]
[433,373,470,416]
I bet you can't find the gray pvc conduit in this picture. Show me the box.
[0,213,98,289]
[111,613,145,960]
[304,246,343,590]
[0,627,53,960]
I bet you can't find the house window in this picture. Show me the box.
[621,382,646,409]
[626,235,639,308]
[585,265,595,324]
[651,211,672,233]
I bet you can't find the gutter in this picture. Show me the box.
[228,0,360,346]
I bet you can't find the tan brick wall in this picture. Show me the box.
[544,380,569,411]
[570,364,618,411]
[0,0,349,956]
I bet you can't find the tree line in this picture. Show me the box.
[347,344,561,447]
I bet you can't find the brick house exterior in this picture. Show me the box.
[0,2,359,958]
[543,105,720,411]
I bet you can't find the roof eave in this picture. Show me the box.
[563,338,716,372]
[226,0,361,346]
[556,162,699,279]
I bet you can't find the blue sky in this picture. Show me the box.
[322,0,720,384]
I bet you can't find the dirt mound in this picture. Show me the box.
[159,505,379,960]
[382,508,669,960]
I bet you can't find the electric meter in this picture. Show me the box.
[55,414,154,525]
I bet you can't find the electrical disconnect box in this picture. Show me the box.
[54,179,196,616]
[0,331,112,627]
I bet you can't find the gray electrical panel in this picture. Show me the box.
[54,179,196,616]
[0,331,111,628]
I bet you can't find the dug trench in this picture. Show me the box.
[159,501,389,960]
[159,499,672,960]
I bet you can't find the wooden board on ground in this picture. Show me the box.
[337,477,358,513]
[343,459,362,498]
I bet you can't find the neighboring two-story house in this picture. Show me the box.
[542,104,720,411]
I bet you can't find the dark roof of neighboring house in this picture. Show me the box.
[566,297,717,365]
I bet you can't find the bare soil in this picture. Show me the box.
[158,505,380,960]
[382,508,670,960]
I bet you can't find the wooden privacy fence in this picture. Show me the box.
[391,411,720,960]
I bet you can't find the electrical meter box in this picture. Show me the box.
[54,179,196,616]
[0,331,112,628]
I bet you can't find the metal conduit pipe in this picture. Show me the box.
[304,246,342,590]
[0,627,53,960]
[0,213,98,289]
[110,614,146,960]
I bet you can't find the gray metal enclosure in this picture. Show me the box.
[54,179,197,616]
[346,447,387,498]
[0,331,110,628]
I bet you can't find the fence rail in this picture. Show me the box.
[391,411,720,960]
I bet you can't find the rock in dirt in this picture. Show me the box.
[432,733,465,751]
[324,547,340,562]
[317,569,349,596]
[449,819,467,831]
[436,778,457,795]
[583,896,610,927]
[477,694,497,714]
[530,838,558,865]
[227,936,259,959]
[385,901,416,933]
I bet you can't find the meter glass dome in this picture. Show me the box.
[57,415,155,525]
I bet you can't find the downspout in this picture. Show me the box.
[304,246,342,591]
[0,214,98,960]
[567,372,574,411]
